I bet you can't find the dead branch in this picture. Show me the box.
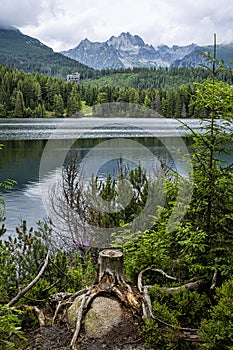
[49,258,68,277]
[138,267,179,293]
[42,278,61,293]
[8,250,50,307]
[160,279,208,294]
[210,269,218,290]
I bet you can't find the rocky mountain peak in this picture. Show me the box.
[107,32,145,52]
[60,32,233,70]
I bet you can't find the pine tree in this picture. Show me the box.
[54,93,64,117]
[13,90,25,118]
[67,85,81,116]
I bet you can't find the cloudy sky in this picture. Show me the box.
[0,0,233,52]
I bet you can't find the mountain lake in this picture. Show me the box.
[0,117,232,236]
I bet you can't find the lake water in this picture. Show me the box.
[0,117,232,236]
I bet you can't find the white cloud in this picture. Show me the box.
[0,0,43,27]
[0,0,232,51]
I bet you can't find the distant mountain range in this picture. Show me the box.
[0,26,94,79]
[61,32,233,70]
[0,27,232,77]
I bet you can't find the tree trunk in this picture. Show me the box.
[91,249,140,310]
[95,249,125,286]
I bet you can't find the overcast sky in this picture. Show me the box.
[0,0,233,52]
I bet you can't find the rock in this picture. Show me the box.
[85,296,123,338]
[67,295,83,327]
[67,296,123,338]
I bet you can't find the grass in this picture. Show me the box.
[81,101,93,115]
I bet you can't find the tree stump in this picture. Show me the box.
[95,249,124,285]
[68,249,141,349]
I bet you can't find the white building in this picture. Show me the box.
[67,72,80,86]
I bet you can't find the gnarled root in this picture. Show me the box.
[139,267,208,342]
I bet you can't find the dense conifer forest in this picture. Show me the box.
[0,63,232,118]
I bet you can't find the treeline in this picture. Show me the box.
[0,64,82,118]
[0,51,96,81]
[81,66,233,89]
[79,84,205,118]
[0,63,232,118]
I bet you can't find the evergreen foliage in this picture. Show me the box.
[0,62,232,118]
[121,38,233,348]
[0,64,82,117]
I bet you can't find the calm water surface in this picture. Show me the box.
[0,118,232,235]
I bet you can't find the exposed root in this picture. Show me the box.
[138,268,179,293]
[139,268,207,342]
[70,291,91,349]
[22,253,207,347]
[33,306,46,328]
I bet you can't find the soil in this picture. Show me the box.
[25,307,153,350]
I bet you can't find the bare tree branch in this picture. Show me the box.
[8,250,50,307]
[138,267,179,293]
[210,269,218,290]
[160,279,208,294]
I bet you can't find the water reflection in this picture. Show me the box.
[0,118,232,236]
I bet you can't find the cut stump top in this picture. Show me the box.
[99,249,123,258]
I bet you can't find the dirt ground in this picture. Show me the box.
[26,307,153,350]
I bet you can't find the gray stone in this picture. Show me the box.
[84,296,123,338]
[67,296,123,338]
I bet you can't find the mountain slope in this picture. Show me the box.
[0,27,94,79]
[62,38,124,70]
[61,32,233,70]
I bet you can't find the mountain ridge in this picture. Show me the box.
[61,32,233,70]
[0,26,94,79]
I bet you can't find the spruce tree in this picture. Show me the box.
[13,90,25,118]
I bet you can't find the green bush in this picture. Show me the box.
[0,305,27,349]
[200,278,233,349]
[141,286,211,348]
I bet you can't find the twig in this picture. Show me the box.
[22,296,47,303]
[42,278,61,293]
[210,269,218,290]
[49,257,68,277]
[8,250,50,307]
[123,337,143,345]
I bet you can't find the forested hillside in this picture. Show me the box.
[0,27,95,80]
[0,63,232,119]
[81,66,233,89]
